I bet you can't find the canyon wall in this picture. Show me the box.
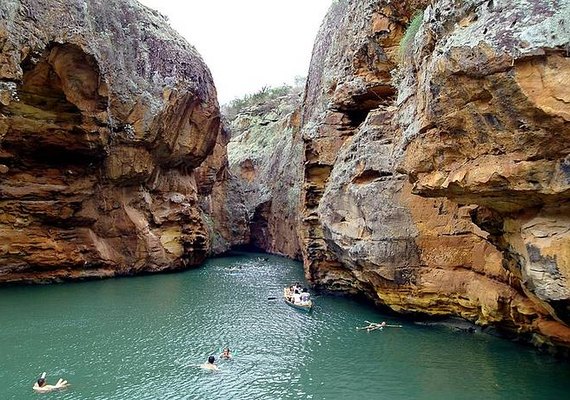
[2,0,569,355]
[0,0,246,283]
[226,88,303,258]
[294,0,570,354]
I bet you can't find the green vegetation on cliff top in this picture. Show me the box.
[222,76,305,120]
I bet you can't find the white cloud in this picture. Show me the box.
[137,0,331,104]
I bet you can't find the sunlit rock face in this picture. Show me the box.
[399,0,570,343]
[226,90,303,259]
[299,0,570,353]
[300,0,428,293]
[0,0,236,283]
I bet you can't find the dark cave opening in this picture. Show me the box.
[345,109,370,128]
[249,200,272,251]
[0,42,109,173]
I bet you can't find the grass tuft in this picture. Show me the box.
[399,11,424,62]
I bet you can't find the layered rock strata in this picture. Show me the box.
[297,0,570,354]
[399,0,570,346]
[197,124,249,255]
[0,0,242,283]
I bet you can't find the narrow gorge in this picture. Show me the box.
[227,0,570,356]
[1,0,569,357]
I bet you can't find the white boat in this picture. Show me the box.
[284,287,313,311]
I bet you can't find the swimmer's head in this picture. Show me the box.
[208,355,215,364]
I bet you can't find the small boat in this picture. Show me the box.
[284,287,313,311]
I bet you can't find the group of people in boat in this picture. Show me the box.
[286,282,311,305]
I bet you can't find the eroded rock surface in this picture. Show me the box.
[296,0,570,354]
[399,0,570,346]
[0,0,240,283]
[226,88,303,258]
[3,0,569,356]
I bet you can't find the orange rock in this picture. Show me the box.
[0,0,236,282]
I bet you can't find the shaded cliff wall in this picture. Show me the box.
[197,123,249,255]
[0,0,245,283]
[226,89,303,258]
[297,0,570,353]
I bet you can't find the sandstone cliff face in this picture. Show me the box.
[297,0,570,354]
[0,0,238,283]
[399,0,570,345]
[226,89,303,259]
[196,124,249,255]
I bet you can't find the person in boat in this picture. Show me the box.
[287,285,297,302]
[202,355,219,371]
[33,372,69,392]
[289,284,296,294]
[293,290,301,304]
[220,347,232,360]
[300,288,310,303]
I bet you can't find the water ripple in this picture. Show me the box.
[1,253,569,399]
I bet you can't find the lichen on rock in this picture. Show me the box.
[293,0,570,355]
[225,85,304,258]
[0,0,236,283]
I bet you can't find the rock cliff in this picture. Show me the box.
[293,0,570,354]
[400,0,570,347]
[3,0,569,355]
[226,87,303,258]
[0,0,245,283]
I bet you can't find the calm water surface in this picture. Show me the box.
[1,253,568,399]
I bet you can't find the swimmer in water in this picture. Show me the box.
[220,347,232,360]
[33,372,69,392]
[201,355,219,371]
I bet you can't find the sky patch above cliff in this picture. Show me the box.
[138,0,331,105]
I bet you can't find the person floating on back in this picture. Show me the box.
[33,372,69,392]
[201,355,219,371]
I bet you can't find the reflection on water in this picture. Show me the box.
[0,252,568,399]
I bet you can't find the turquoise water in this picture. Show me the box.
[1,252,568,399]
